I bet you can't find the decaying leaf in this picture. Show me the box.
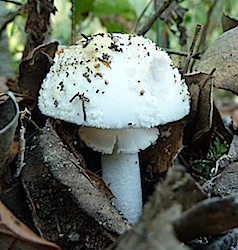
[21,119,131,249]
[222,12,238,32]
[23,0,57,57]
[0,200,61,250]
[184,72,213,142]
[141,119,187,174]
[38,120,130,235]
[161,1,188,46]
[22,146,114,250]
[174,196,238,242]
[18,42,59,105]
[195,26,238,94]
[0,92,19,178]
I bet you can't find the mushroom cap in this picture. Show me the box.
[38,33,190,129]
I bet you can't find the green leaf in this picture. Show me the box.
[94,0,133,16]
[74,0,94,24]
[106,20,126,33]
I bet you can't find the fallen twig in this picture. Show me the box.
[136,0,174,36]
[183,24,202,73]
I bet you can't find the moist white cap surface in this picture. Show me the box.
[38,33,190,129]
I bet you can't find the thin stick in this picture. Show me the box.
[15,108,40,177]
[133,0,153,33]
[183,24,202,73]
[71,0,76,45]
[163,48,201,59]
[0,0,22,5]
[136,0,173,36]
[15,109,27,178]
[197,0,218,53]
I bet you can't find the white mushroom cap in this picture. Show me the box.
[38,33,190,130]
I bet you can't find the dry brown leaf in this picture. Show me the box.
[39,120,130,235]
[18,42,58,105]
[184,72,213,142]
[195,26,238,94]
[174,196,238,242]
[142,72,217,174]
[23,0,56,57]
[0,92,19,178]
[22,146,114,250]
[0,200,61,250]
[141,119,187,174]
[222,12,238,32]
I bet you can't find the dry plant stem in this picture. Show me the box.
[136,0,173,36]
[0,0,23,6]
[197,0,218,53]
[164,48,201,59]
[70,0,76,45]
[15,108,40,177]
[183,24,202,73]
[15,109,28,178]
[133,0,153,32]
[0,0,22,5]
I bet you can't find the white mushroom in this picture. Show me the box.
[38,33,190,224]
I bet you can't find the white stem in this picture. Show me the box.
[101,150,142,224]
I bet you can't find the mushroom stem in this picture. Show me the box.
[101,149,142,224]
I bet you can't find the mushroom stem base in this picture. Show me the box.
[102,150,142,224]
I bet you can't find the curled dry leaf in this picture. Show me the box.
[23,0,57,57]
[0,200,61,250]
[18,42,59,105]
[141,119,187,174]
[184,72,213,142]
[0,92,19,177]
[195,26,238,94]
[174,196,238,242]
[39,120,130,235]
